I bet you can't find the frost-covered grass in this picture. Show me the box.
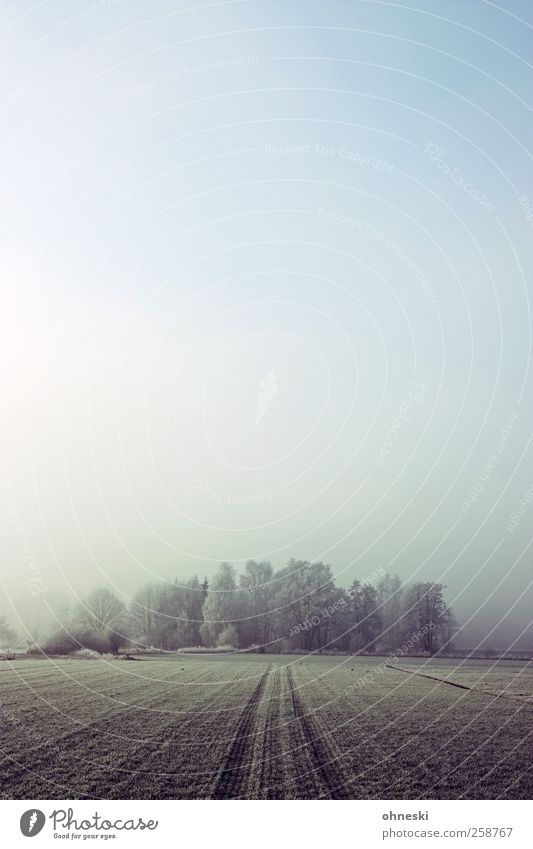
[0,655,530,799]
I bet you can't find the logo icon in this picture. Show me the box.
[20,810,46,837]
[256,369,279,426]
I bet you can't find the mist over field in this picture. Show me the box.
[2,0,533,655]
[2,0,533,811]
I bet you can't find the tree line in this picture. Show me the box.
[0,560,458,657]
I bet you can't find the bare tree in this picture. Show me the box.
[348,580,382,652]
[77,588,127,653]
[240,560,274,648]
[376,573,403,652]
[129,583,158,643]
[78,588,125,632]
[272,560,339,651]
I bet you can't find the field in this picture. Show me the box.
[0,654,532,800]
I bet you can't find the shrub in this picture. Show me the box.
[41,630,79,655]
[42,629,110,655]
[75,630,109,653]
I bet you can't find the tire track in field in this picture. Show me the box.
[258,668,284,799]
[287,667,349,799]
[212,669,269,799]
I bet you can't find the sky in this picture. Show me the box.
[2,0,533,648]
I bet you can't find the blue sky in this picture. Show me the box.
[2,0,533,646]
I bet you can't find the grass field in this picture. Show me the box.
[0,654,531,799]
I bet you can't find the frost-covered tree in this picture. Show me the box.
[0,614,15,648]
[200,563,242,647]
